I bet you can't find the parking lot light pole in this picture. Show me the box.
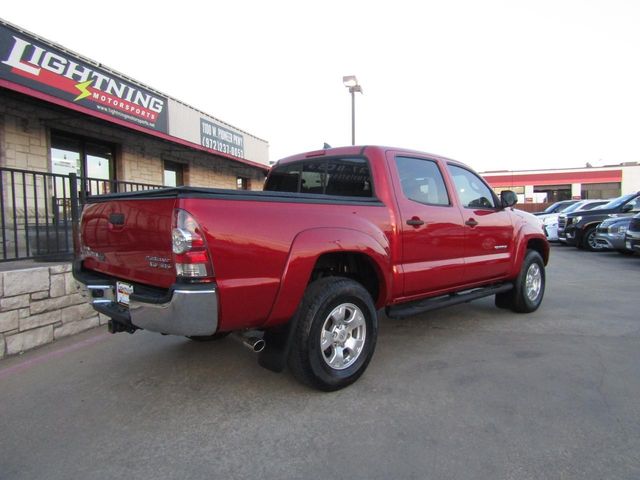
[343,75,363,146]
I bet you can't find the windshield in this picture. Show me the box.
[542,202,562,214]
[597,193,635,210]
[557,202,578,213]
[580,201,608,211]
[592,203,611,210]
[563,201,587,213]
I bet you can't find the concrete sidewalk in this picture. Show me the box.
[1,246,639,479]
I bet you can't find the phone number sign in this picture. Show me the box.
[200,118,244,158]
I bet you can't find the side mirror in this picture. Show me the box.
[500,190,518,208]
[622,203,633,213]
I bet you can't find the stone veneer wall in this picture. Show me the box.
[0,263,104,358]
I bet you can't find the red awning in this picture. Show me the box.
[483,169,622,187]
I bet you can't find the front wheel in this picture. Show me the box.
[495,250,545,313]
[583,226,603,251]
[288,277,378,391]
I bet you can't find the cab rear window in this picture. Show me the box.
[265,158,373,197]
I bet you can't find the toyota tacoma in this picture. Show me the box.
[74,146,549,391]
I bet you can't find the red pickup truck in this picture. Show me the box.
[74,146,549,391]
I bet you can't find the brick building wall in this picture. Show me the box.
[0,89,267,189]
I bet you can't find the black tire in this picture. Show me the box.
[187,332,231,342]
[496,250,545,313]
[582,226,602,251]
[287,277,378,391]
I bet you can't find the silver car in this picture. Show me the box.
[594,216,633,254]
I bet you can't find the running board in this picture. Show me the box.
[385,282,514,319]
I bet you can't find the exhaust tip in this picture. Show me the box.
[251,339,266,353]
[231,332,266,353]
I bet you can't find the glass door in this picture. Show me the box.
[50,131,116,196]
[86,142,114,194]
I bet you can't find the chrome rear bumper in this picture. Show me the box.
[79,282,219,336]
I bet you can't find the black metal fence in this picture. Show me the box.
[0,167,163,262]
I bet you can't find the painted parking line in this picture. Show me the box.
[0,332,110,380]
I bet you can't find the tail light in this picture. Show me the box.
[172,209,215,282]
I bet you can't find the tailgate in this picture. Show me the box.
[80,197,177,288]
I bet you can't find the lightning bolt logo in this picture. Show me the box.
[74,79,93,101]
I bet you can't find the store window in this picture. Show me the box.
[164,161,184,187]
[533,185,571,203]
[492,186,525,195]
[50,131,115,195]
[581,182,621,199]
[237,176,250,190]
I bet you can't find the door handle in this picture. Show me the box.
[406,217,425,227]
[465,218,478,227]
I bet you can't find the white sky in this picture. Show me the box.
[2,0,640,171]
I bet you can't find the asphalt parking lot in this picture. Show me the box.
[1,245,639,480]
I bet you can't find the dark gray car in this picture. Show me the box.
[594,216,633,254]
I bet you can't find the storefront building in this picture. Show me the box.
[481,163,640,207]
[0,19,269,261]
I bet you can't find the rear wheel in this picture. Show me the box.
[288,277,378,391]
[495,250,545,313]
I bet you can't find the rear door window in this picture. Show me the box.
[395,156,450,205]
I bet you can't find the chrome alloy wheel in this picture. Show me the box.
[320,303,367,370]
[586,230,602,250]
[525,263,542,302]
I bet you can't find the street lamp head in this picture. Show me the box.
[342,75,358,88]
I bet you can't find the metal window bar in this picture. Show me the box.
[32,173,40,256]
[52,173,60,254]
[43,171,51,258]
[62,175,69,252]
[11,171,18,259]
[0,170,6,257]
[21,171,29,258]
